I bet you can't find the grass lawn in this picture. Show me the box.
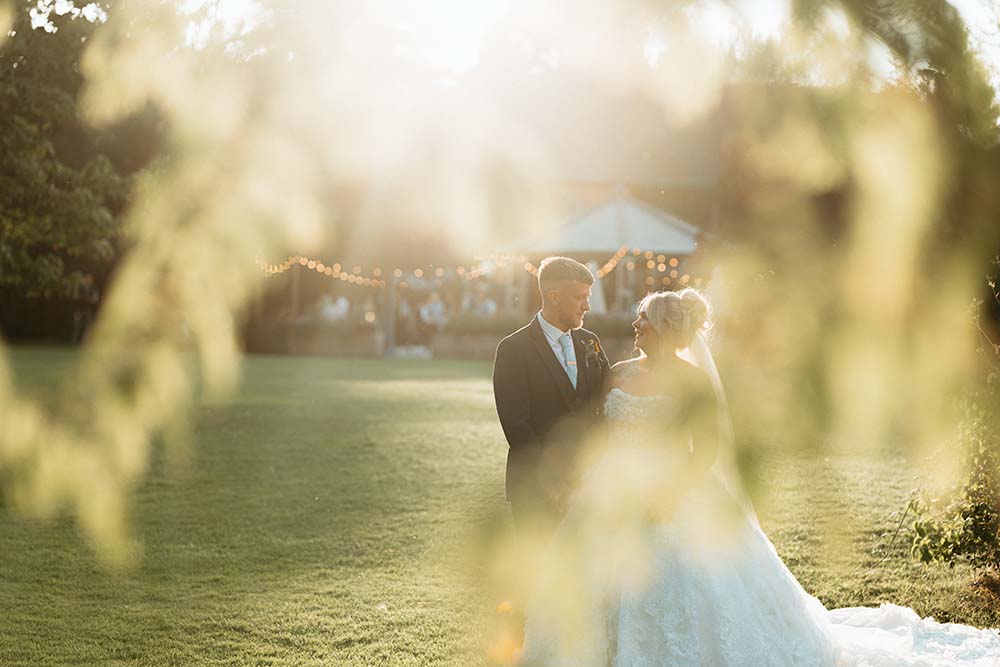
[1,347,997,666]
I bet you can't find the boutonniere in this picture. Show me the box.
[583,338,600,368]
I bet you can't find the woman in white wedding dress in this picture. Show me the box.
[519,288,1000,667]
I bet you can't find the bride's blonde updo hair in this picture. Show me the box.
[638,288,712,352]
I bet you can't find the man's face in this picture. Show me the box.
[550,280,591,330]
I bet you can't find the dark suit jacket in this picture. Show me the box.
[492,316,612,504]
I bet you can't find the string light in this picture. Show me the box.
[464,264,489,279]
[257,245,701,292]
[255,255,386,288]
[596,246,629,277]
[478,245,667,281]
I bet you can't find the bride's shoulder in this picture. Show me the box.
[607,358,656,399]
[610,357,644,377]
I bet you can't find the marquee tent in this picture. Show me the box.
[519,194,701,256]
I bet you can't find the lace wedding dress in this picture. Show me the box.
[519,388,1000,667]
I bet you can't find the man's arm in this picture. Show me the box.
[492,337,541,452]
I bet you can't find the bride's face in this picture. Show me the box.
[632,310,658,354]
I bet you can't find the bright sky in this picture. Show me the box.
[394,0,510,72]
[160,0,1000,94]
[25,0,1000,95]
[179,0,510,71]
[950,0,1000,96]
[653,0,1000,98]
[28,0,106,32]
[180,0,271,49]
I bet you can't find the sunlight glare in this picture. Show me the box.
[643,27,666,67]
[180,0,270,49]
[0,3,12,44]
[658,0,790,63]
[685,0,738,49]
[865,37,900,87]
[948,0,1000,104]
[736,0,789,42]
[394,0,510,72]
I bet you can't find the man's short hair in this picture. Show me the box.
[537,256,594,292]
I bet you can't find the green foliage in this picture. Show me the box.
[911,280,1000,571]
[912,395,1000,569]
[715,0,1000,462]
[837,0,1000,141]
[0,7,134,300]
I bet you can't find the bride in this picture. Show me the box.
[518,288,1000,666]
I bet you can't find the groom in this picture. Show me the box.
[493,256,612,540]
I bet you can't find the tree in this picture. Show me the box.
[0,5,151,321]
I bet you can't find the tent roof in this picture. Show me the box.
[520,195,700,256]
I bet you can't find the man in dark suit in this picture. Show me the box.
[493,256,612,540]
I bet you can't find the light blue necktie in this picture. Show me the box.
[559,334,578,389]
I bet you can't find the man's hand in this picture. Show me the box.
[542,473,571,515]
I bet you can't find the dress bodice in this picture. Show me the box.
[603,387,678,426]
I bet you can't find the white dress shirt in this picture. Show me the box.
[537,312,578,387]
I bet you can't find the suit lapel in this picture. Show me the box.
[572,330,591,397]
[528,318,575,407]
